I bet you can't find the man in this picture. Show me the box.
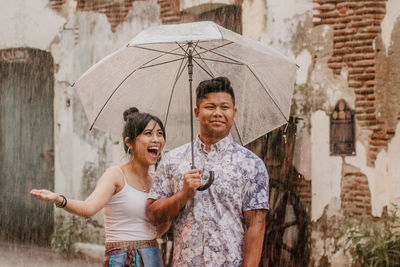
[147,77,269,266]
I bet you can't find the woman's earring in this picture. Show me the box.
[127,147,131,155]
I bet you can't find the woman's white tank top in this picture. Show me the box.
[103,166,157,242]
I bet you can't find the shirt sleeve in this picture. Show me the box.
[148,155,173,200]
[243,159,269,211]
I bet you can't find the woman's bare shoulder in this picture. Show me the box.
[99,166,124,186]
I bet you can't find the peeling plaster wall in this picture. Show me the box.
[1,0,161,248]
[0,0,65,49]
[261,0,315,58]
[381,0,400,54]
[53,0,161,245]
[347,122,400,216]
[241,0,266,41]
[311,111,342,221]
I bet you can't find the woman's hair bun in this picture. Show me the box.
[123,107,139,121]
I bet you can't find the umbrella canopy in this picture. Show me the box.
[74,21,297,151]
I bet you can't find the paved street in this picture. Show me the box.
[0,242,103,267]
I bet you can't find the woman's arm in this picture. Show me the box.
[146,169,202,225]
[30,167,120,218]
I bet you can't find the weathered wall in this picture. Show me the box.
[0,0,161,254]
[2,0,400,265]
[241,0,400,265]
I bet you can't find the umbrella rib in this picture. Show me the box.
[89,46,186,130]
[246,65,288,121]
[195,43,242,64]
[192,46,215,78]
[132,45,186,57]
[192,56,244,65]
[195,42,234,57]
[164,48,191,128]
[139,57,186,69]
[192,58,214,78]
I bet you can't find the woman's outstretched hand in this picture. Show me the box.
[30,189,59,203]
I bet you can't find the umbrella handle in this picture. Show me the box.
[197,171,214,191]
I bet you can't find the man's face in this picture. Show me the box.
[194,92,237,142]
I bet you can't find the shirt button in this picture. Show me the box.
[204,218,208,222]
[204,197,208,201]
[205,239,208,243]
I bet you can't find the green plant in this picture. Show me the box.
[51,213,76,256]
[340,204,400,267]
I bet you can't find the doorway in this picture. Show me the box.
[0,48,54,246]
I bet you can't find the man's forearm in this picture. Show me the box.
[242,224,265,266]
[146,191,189,225]
[242,210,267,267]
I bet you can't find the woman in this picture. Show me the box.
[31,107,166,267]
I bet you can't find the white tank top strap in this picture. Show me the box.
[117,166,128,185]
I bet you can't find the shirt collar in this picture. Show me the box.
[195,134,233,153]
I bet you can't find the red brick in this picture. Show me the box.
[313,0,341,4]
[369,140,388,146]
[354,46,375,53]
[364,80,376,87]
[334,42,346,49]
[364,14,385,20]
[333,23,347,30]
[355,7,386,15]
[351,73,375,80]
[356,33,380,41]
[356,114,376,120]
[371,133,391,140]
[346,40,373,47]
[348,68,365,74]
[363,2,386,9]
[313,4,336,11]
[355,101,375,108]
[351,20,378,28]
[328,62,346,69]
[363,26,381,33]
[352,60,375,67]
[337,2,358,9]
[335,28,357,35]
[349,81,363,88]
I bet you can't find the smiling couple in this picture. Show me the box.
[31,77,269,267]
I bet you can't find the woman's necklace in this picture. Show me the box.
[129,163,150,192]
[137,175,149,193]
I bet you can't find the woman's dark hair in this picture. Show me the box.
[196,76,235,106]
[122,107,166,153]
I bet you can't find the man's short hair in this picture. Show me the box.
[196,77,235,107]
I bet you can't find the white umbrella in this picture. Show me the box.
[73,21,297,189]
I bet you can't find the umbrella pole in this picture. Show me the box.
[187,42,214,191]
[187,43,195,169]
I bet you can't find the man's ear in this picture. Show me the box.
[194,106,199,120]
[233,106,237,117]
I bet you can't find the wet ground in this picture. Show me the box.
[0,242,103,266]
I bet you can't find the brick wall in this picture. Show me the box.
[341,170,372,216]
[49,0,67,10]
[313,0,395,166]
[76,0,139,31]
[157,0,182,24]
[296,175,312,212]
